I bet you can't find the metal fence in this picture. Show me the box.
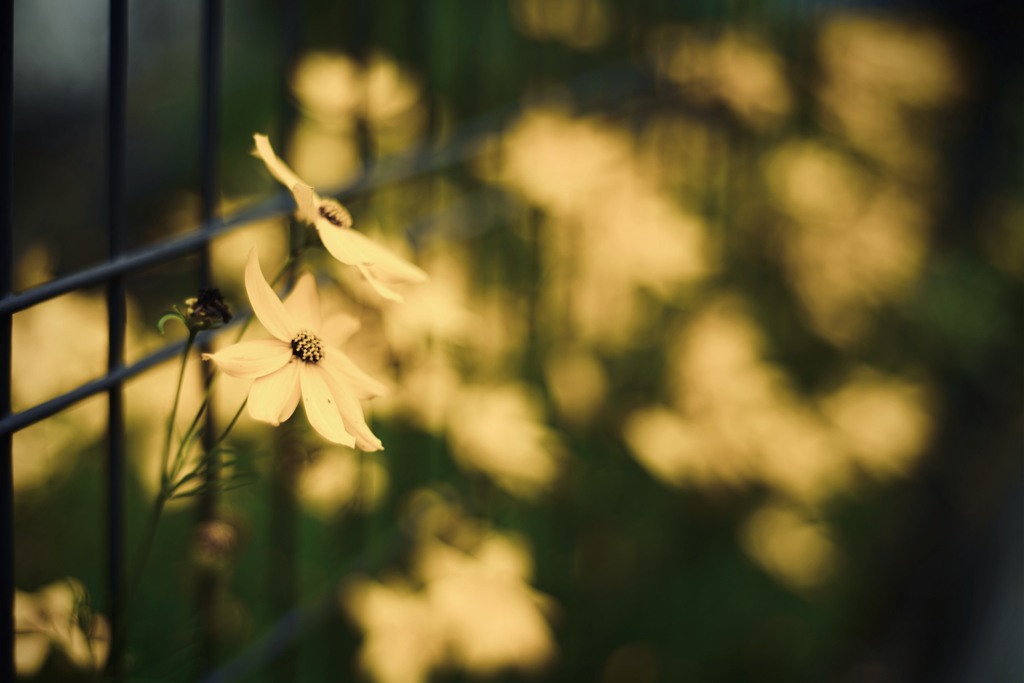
[1,0,219,676]
[0,1,652,677]
[0,0,266,676]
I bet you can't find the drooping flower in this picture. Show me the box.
[202,245,387,450]
[254,133,427,302]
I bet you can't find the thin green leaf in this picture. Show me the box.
[170,473,258,499]
[158,312,186,335]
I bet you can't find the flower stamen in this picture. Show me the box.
[291,329,324,363]
[318,200,352,229]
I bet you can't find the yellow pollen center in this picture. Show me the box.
[291,329,324,363]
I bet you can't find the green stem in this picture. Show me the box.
[112,252,301,670]
[212,397,248,452]
[160,330,197,488]
[169,396,249,498]
[168,254,297,480]
[129,491,166,600]
[168,414,205,485]
[108,488,165,669]
[177,396,208,461]
[116,329,195,649]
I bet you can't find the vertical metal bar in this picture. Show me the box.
[197,0,223,673]
[0,0,14,678]
[351,0,373,166]
[277,0,299,146]
[106,0,128,674]
[268,3,301,680]
[199,0,222,290]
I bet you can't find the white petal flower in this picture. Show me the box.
[254,133,427,302]
[203,245,386,449]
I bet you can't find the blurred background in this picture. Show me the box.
[8,0,1023,681]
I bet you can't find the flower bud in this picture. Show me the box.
[186,288,233,327]
[161,288,233,334]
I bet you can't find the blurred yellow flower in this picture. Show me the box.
[291,52,364,125]
[254,134,427,302]
[509,0,614,51]
[822,369,933,479]
[544,347,608,429]
[298,448,390,518]
[765,141,929,345]
[623,297,935,511]
[496,109,710,349]
[740,502,840,593]
[414,535,558,677]
[655,28,793,130]
[202,245,386,449]
[343,496,558,683]
[14,578,109,677]
[816,16,963,176]
[447,384,564,498]
[382,347,462,435]
[382,253,474,356]
[343,577,446,683]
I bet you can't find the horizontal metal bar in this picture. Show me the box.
[0,195,293,317]
[0,113,488,319]
[0,63,649,320]
[0,314,249,436]
[0,63,652,437]
[0,178,503,438]
[0,138,442,318]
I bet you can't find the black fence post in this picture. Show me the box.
[200,0,222,291]
[105,0,129,674]
[198,0,223,673]
[0,0,14,678]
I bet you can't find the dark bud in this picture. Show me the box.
[187,287,232,326]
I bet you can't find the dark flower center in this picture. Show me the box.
[318,199,353,229]
[291,329,324,363]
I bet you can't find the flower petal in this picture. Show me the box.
[320,312,361,347]
[300,362,356,446]
[319,365,383,451]
[347,230,428,284]
[202,340,291,378]
[291,183,320,225]
[357,264,404,303]
[245,244,297,342]
[254,134,311,200]
[321,349,388,399]
[247,358,301,425]
[317,221,374,266]
[282,272,322,334]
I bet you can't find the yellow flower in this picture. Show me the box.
[15,579,110,676]
[254,133,427,302]
[202,245,386,450]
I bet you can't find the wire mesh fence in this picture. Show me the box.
[0,2,656,675]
